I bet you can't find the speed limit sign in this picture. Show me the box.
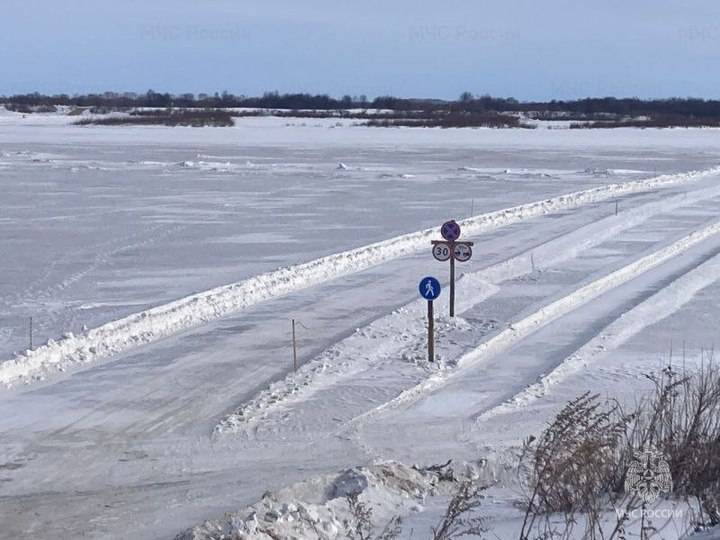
[432,243,452,262]
[453,243,472,262]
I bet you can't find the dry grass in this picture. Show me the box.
[431,479,488,540]
[628,360,720,526]
[518,393,633,539]
[518,356,720,539]
[344,493,403,540]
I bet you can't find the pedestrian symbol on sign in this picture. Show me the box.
[419,276,441,301]
[425,280,435,297]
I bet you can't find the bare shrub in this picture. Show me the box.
[76,109,234,127]
[518,357,720,539]
[364,111,528,129]
[570,115,720,129]
[518,392,634,539]
[4,103,57,113]
[431,479,488,540]
[344,493,402,540]
[626,359,720,526]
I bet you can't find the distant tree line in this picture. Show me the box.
[5,90,720,119]
[0,90,372,110]
[7,90,720,128]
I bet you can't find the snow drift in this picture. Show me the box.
[175,460,471,540]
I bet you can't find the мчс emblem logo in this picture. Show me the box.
[624,449,673,503]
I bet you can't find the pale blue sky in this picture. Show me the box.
[3,0,719,99]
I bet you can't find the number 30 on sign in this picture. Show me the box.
[432,243,452,262]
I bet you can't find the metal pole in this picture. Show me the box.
[428,300,434,362]
[29,317,33,350]
[291,319,297,372]
[615,200,618,216]
[449,254,456,317]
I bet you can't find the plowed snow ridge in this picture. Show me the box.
[480,250,720,419]
[1,166,718,386]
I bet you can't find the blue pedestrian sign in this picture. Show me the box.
[419,276,441,301]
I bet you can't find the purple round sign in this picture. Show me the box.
[441,220,461,242]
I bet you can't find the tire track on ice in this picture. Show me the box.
[1,166,718,387]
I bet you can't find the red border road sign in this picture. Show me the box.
[432,243,452,262]
[453,243,472,262]
[441,220,461,242]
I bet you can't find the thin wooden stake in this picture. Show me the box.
[615,200,619,216]
[29,316,33,350]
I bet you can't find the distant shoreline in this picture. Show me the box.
[2,92,720,129]
[5,106,719,130]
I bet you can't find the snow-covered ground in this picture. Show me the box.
[2,111,720,539]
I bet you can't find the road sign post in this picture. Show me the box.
[449,256,455,317]
[432,220,473,317]
[291,319,297,372]
[419,276,441,362]
[428,299,434,362]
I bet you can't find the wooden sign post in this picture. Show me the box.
[427,299,434,362]
[291,318,297,372]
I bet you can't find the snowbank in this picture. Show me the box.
[175,461,464,540]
